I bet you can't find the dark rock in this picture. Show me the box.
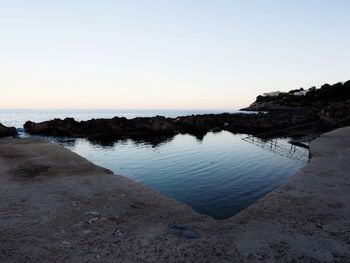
[0,123,17,138]
[23,111,323,142]
[210,127,222,133]
[24,116,178,143]
[168,223,200,239]
[319,101,350,130]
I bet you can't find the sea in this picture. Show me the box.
[0,109,308,219]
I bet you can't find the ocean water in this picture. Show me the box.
[0,109,244,129]
[1,109,308,219]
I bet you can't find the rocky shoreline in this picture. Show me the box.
[23,110,324,144]
[22,81,350,142]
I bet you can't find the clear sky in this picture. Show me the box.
[1,1,350,110]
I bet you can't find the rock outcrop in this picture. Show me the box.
[24,110,321,142]
[24,116,177,141]
[0,123,17,138]
[319,100,350,128]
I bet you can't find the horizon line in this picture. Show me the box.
[0,108,241,111]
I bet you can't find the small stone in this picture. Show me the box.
[168,223,200,239]
[73,221,84,227]
[62,240,71,247]
[88,217,99,224]
[82,229,93,235]
[107,216,119,221]
[32,219,40,224]
[86,211,100,216]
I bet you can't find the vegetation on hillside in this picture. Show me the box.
[256,80,350,106]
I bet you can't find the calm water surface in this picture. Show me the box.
[60,131,307,219]
[2,110,308,219]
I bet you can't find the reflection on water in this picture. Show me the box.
[54,131,308,219]
[88,134,177,148]
[242,136,308,160]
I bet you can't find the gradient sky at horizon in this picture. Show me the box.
[1,0,350,109]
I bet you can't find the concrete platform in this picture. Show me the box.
[0,128,349,262]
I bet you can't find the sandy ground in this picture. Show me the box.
[0,128,349,262]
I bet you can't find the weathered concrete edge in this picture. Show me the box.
[231,127,350,221]
[221,126,350,261]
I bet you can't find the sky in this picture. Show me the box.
[1,0,350,110]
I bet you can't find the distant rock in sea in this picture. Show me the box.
[0,123,17,138]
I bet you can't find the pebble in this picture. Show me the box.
[168,223,200,239]
[88,217,99,224]
[82,229,93,235]
[74,221,84,227]
[61,240,71,247]
[86,211,100,216]
[108,216,119,222]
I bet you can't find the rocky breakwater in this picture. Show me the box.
[24,116,176,141]
[0,123,17,138]
[24,111,319,142]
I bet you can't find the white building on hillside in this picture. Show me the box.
[293,90,308,96]
[263,91,284,97]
